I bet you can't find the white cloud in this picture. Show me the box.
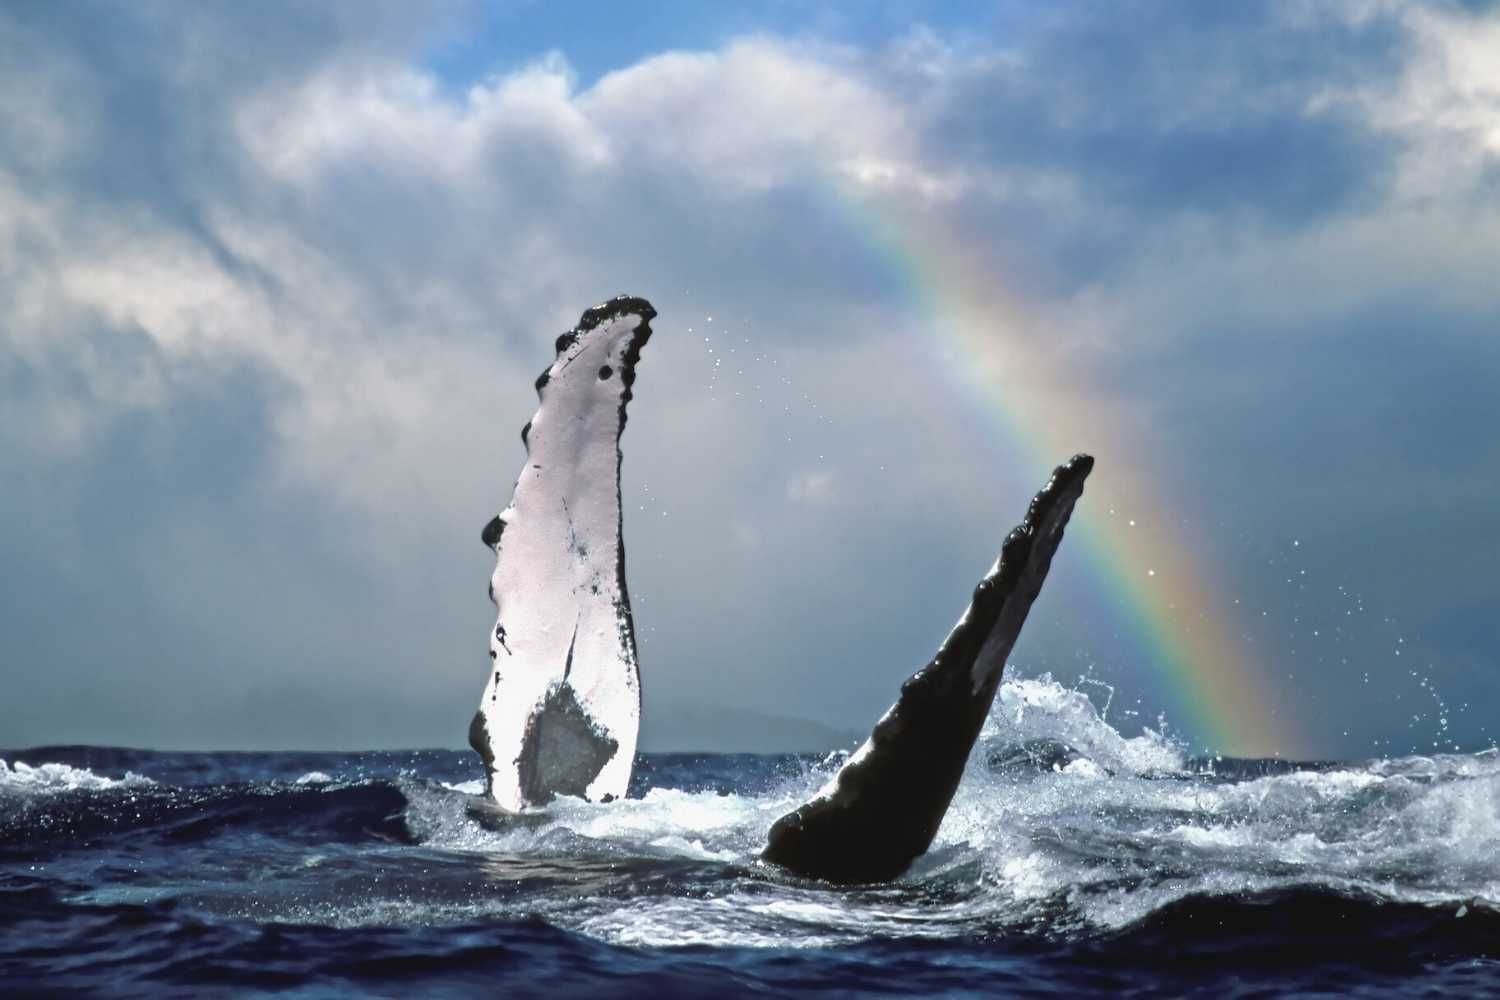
[1310,4,1500,200]
[583,40,910,188]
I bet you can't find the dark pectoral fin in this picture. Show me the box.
[763,454,1094,884]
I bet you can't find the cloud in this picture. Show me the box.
[1,1,1496,755]
[1309,2,1500,199]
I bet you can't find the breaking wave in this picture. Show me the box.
[4,676,1497,994]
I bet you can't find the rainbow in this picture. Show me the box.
[831,178,1302,759]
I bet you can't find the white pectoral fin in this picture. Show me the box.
[475,297,654,808]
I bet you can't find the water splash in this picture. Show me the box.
[0,758,153,793]
[6,679,1497,952]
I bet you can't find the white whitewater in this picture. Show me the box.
[0,759,153,793]
[471,296,655,811]
[15,680,1492,950]
[410,675,1500,947]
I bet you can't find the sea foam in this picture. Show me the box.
[0,758,153,794]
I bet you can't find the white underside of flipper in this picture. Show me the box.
[471,297,654,811]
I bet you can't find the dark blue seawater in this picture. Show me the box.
[4,678,1498,997]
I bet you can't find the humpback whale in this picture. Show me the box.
[468,293,1093,884]
[470,296,655,811]
[762,454,1093,883]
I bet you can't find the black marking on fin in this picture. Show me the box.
[602,298,653,700]
[563,622,579,681]
[516,685,619,805]
[468,710,495,797]
[482,515,504,550]
[577,295,656,334]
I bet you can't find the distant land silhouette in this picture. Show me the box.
[641,701,862,754]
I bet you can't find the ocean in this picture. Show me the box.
[4,677,1496,997]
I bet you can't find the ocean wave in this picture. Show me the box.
[0,777,413,858]
[0,758,154,794]
[381,675,1500,946]
[3,675,1498,956]
[6,880,1492,998]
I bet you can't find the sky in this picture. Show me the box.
[2,1,1498,758]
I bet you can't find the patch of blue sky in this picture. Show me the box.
[422,0,1006,90]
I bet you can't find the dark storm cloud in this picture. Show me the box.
[894,2,1410,294]
[1103,293,1500,750]
[0,339,483,749]
[0,1,468,206]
